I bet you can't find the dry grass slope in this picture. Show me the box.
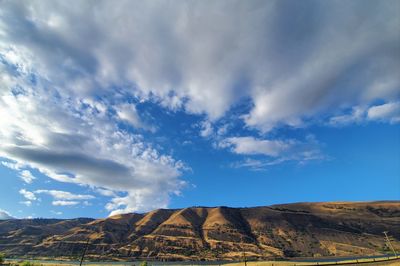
[0,201,399,261]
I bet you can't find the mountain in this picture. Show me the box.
[0,201,399,261]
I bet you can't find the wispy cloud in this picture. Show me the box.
[19,189,37,201]
[52,200,79,206]
[329,102,400,126]
[220,137,290,157]
[329,106,366,126]
[20,201,32,207]
[19,170,36,184]
[114,103,155,132]
[2,161,37,184]
[222,135,326,170]
[35,190,94,200]
[18,188,95,208]
[1,161,22,170]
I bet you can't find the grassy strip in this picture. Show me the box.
[223,256,400,266]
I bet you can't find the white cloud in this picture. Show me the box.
[35,190,94,200]
[19,188,94,207]
[0,209,14,219]
[106,190,168,216]
[19,170,36,184]
[19,189,37,201]
[221,137,290,157]
[367,102,400,123]
[51,210,63,215]
[52,200,79,206]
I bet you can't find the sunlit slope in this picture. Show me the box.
[0,201,399,260]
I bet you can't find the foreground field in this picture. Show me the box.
[4,256,400,266]
[226,256,400,266]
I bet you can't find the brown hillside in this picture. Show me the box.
[0,201,399,261]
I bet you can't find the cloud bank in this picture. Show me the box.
[1,0,398,126]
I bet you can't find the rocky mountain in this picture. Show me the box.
[0,201,399,261]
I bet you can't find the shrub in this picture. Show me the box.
[0,253,4,264]
[140,261,148,266]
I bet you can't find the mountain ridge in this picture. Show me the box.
[0,201,399,261]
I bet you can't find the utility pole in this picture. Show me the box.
[383,231,397,256]
[79,238,90,266]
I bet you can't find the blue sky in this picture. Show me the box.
[0,0,399,219]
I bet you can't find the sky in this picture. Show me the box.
[0,0,399,219]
